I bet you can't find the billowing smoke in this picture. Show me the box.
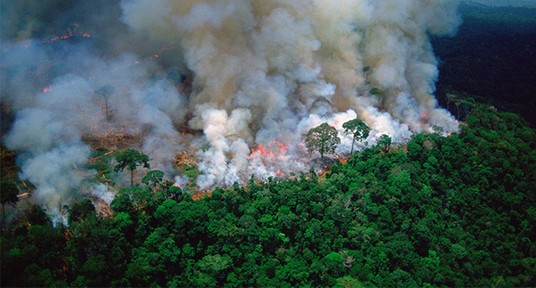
[1,0,461,215]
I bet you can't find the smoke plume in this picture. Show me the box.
[1,0,461,215]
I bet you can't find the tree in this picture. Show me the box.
[306,123,340,164]
[377,134,392,152]
[68,199,96,225]
[96,85,115,121]
[0,179,19,230]
[342,118,370,154]
[114,149,150,186]
[2,98,535,287]
[110,188,134,212]
[142,170,166,188]
[334,276,364,288]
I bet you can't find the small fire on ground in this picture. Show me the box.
[248,140,289,159]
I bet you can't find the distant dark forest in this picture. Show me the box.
[434,3,536,126]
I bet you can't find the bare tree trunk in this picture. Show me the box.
[105,97,111,121]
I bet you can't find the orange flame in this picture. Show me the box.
[420,113,430,121]
[49,32,91,42]
[249,140,289,159]
[250,144,274,157]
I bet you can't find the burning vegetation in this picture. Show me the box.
[1,2,535,287]
[2,0,462,217]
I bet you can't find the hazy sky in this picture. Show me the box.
[464,0,536,8]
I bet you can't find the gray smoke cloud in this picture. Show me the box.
[1,0,461,215]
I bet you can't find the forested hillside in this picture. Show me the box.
[1,98,535,287]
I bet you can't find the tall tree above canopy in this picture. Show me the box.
[342,118,370,154]
[305,122,340,164]
[114,149,150,186]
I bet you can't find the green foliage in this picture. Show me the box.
[377,134,392,151]
[114,149,150,186]
[182,164,201,191]
[1,100,535,287]
[334,275,364,288]
[306,122,341,163]
[0,179,19,207]
[68,199,96,225]
[369,87,386,98]
[343,118,370,154]
[0,179,19,231]
[88,149,115,185]
[142,170,167,188]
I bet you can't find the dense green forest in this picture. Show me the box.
[433,2,536,126]
[1,96,535,287]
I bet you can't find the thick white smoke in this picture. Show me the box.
[2,44,187,217]
[120,0,460,186]
[1,0,461,213]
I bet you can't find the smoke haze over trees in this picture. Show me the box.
[1,0,463,213]
[1,1,535,286]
